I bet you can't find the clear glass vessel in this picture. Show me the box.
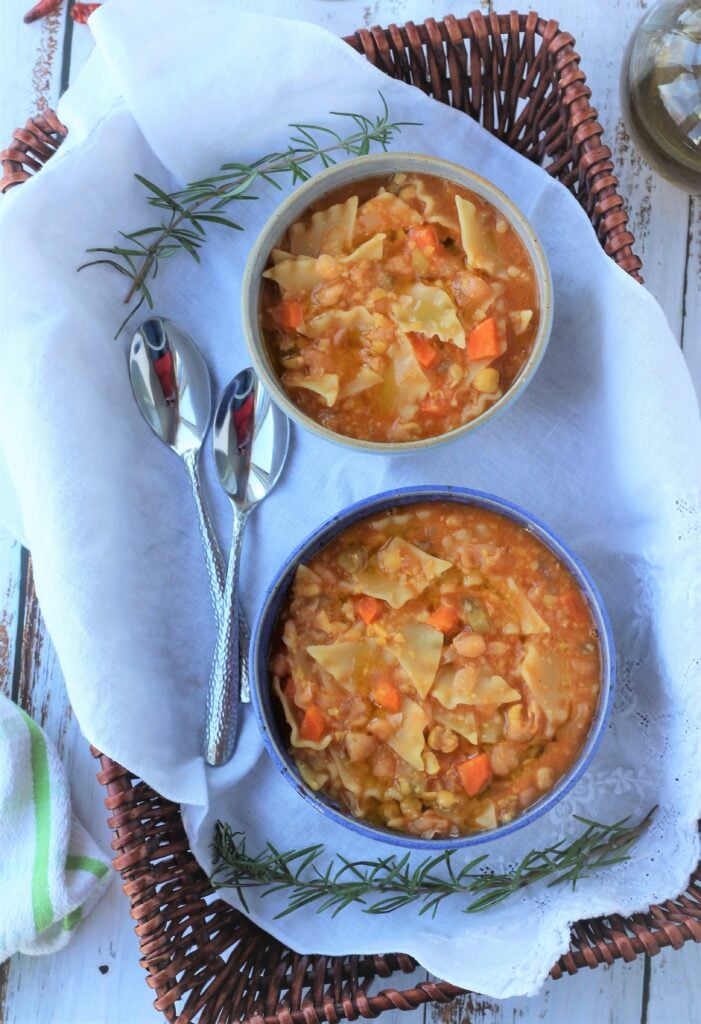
[621,0,701,193]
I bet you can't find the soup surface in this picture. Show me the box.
[269,502,601,839]
[260,172,539,443]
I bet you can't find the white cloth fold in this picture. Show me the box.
[0,695,111,962]
[0,0,699,997]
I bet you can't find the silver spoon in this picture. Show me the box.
[129,317,251,697]
[204,367,289,766]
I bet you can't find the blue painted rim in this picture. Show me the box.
[250,487,616,850]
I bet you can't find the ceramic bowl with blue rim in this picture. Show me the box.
[250,486,615,849]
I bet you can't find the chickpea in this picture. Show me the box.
[313,281,345,307]
[518,786,537,809]
[344,732,376,763]
[422,750,441,775]
[367,715,401,741]
[411,812,451,836]
[400,797,422,817]
[435,790,458,810]
[505,703,537,742]
[536,767,555,791]
[316,253,341,280]
[387,817,406,830]
[381,799,401,820]
[473,368,500,393]
[336,543,368,574]
[348,709,369,730]
[489,741,521,777]
[371,747,395,780]
[427,725,459,753]
[453,632,487,658]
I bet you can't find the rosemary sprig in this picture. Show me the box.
[79,94,416,337]
[211,807,655,919]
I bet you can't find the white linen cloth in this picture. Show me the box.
[0,694,111,961]
[0,0,699,997]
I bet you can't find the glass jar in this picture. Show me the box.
[621,0,701,193]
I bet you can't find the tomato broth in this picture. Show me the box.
[269,502,601,840]
[260,173,539,443]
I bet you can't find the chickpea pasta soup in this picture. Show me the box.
[260,173,539,443]
[269,502,602,840]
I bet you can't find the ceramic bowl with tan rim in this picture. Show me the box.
[242,153,553,453]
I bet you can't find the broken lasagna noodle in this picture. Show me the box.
[269,503,601,839]
[261,173,539,442]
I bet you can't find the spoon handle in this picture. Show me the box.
[183,448,226,603]
[204,507,249,766]
[183,449,251,703]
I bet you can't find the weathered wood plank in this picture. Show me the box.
[367,968,428,1024]
[0,529,23,1017]
[522,0,690,344]
[0,0,68,134]
[0,528,23,699]
[645,942,701,1023]
[682,194,701,408]
[426,957,646,1024]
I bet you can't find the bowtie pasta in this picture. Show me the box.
[269,503,602,839]
[261,173,539,443]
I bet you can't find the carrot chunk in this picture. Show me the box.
[467,317,500,360]
[408,331,439,368]
[457,753,493,797]
[408,224,439,252]
[280,298,304,331]
[426,604,460,634]
[371,681,402,713]
[299,704,327,742]
[356,595,381,625]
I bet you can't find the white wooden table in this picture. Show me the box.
[0,1,699,1021]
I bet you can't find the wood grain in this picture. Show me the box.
[522,0,690,344]
[426,955,646,1024]
[682,194,701,408]
[0,0,68,130]
[646,942,701,1024]
[0,529,23,702]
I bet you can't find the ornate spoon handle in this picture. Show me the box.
[183,447,226,600]
[183,448,251,703]
[203,508,249,766]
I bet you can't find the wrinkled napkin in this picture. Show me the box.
[0,694,111,962]
[0,0,700,998]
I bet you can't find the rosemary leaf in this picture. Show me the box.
[81,94,418,337]
[210,809,655,920]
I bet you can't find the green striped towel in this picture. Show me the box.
[0,693,111,961]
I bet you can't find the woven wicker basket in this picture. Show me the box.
[3,9,699,1023]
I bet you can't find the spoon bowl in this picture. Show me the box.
[130,317,213,456]
[212,369,290,510]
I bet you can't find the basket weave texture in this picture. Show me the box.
[3,9,700,1023]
